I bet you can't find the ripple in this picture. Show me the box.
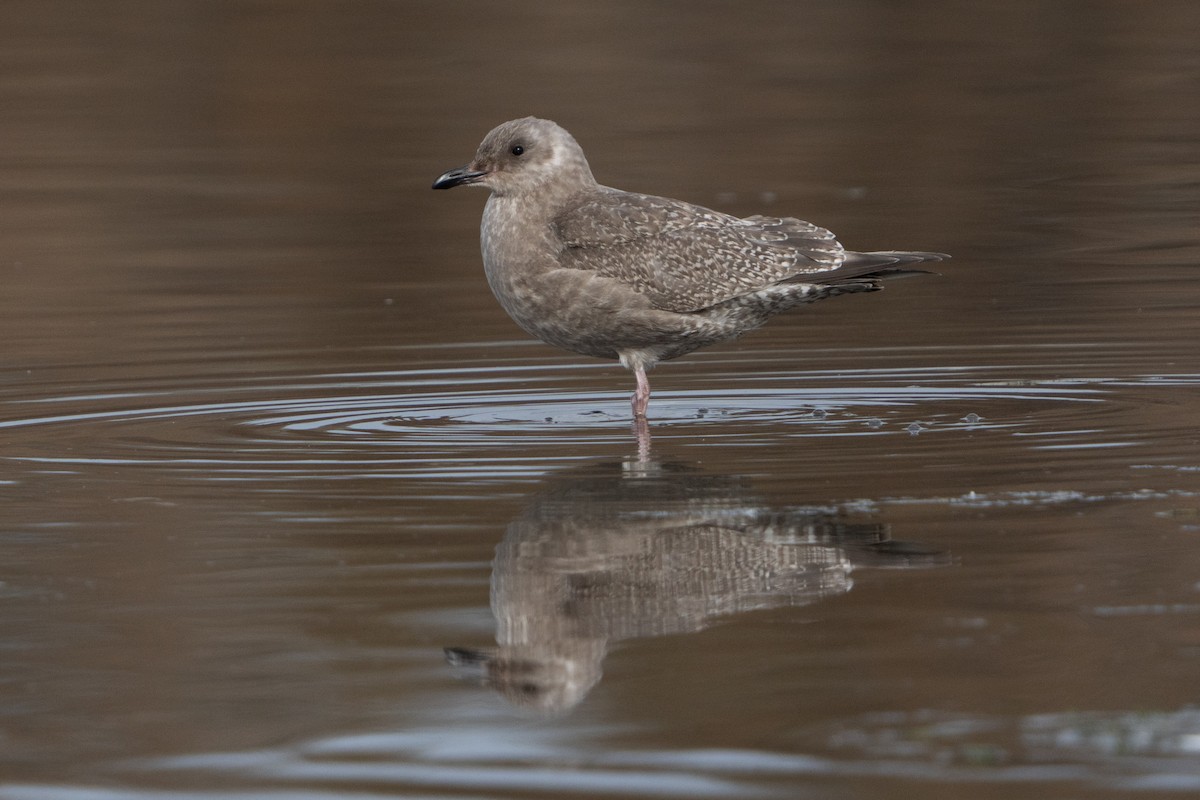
[49,708,1200,799]
[0,347,1193,481]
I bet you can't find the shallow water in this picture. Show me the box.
[3,2,1200,798]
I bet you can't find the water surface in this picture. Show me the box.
[2,2,1199,798]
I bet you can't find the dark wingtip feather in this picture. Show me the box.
[809,250,948,286]
[842,250,950,269]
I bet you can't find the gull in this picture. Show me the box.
[433,117,947,420]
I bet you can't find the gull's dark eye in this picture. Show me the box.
[511,145,525,156]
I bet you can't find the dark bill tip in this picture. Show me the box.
[444,646,492,666]
[432,166,487,190]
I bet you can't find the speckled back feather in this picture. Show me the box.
[554,189,848,313]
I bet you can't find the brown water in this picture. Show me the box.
[3,2,1200,797]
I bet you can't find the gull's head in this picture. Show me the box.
[432,117,596,198]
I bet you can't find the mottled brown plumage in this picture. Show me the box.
[433,117,947,419]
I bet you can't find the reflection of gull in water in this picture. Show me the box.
[447,460,947,714]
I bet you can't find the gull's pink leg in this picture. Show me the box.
[633,414,652,462]
[631,364,651,419]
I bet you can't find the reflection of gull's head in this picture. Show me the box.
[445,644,603,715]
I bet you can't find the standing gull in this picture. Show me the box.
[433,117,947,419]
